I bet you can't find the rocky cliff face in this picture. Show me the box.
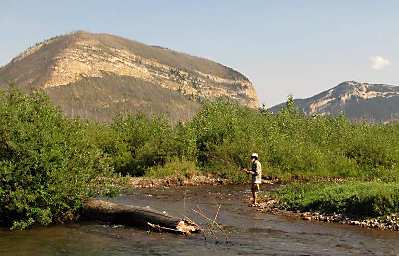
[0,31,259,121]
[269,81,399,122]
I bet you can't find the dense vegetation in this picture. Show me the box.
[93,97,399,181]
[1,89,399,229]
[0,90,114,229]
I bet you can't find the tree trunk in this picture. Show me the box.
[82,199,199,234]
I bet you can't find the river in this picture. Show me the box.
[1,185,398,255]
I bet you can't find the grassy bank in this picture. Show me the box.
[1,88,399,229]
[270,181,399,217]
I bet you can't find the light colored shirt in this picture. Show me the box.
[250,160,262,184]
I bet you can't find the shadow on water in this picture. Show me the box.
[1,185,399,255]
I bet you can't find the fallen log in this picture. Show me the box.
[82,199,200,234]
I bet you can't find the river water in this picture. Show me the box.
[1,185,398,255]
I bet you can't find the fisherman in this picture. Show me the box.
[242,153,262,206]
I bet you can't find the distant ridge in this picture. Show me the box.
[0,31,259,122]
[269,81,399,122]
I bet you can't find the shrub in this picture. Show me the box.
[111,115,196,176]
[0,90,112,229]
[84,121,131,175]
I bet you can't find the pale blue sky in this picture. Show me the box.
[1,0,398,106]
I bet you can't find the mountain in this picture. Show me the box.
[269,81,399,122]
[0,31,259,122]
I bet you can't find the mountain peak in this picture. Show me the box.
[269,81,399,122]
[0,32,259,122]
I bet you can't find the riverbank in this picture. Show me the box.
[126,175,228,188]
[258,181,399,232]
[95,174,231,192]
[106,175,280,191]
[257,197,399,232]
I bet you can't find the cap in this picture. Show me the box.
[251,153,258,158]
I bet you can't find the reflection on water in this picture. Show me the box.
[1,185,398,255]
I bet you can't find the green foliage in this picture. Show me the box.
[84,121,131,176]
[110,115,197,176]
[274,181,399,217]
[187,99,399,181]
[2,88,399,228]
[0,89,112,229]
[145,159,198,179]
[100,97,399,182]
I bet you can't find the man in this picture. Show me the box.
[243,153,262,206]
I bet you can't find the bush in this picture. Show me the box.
[190,100,263,180]
[111,115,196,176]
[0,90,112,229]
[84,121,131,175]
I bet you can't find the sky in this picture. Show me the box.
[1,0,398,106]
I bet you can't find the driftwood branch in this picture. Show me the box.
[82,199,200,234]
[192,205,230,240]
